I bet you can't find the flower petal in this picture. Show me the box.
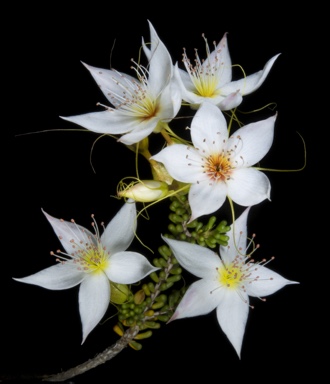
[217,91,243,110]
[169,279,223,321]
[219,54,280,96]
[105,251,159,283]
[117,117,160,145]
[247,266,299,297]
[220,207,250,265]
[208,33,232,86]
[13,263,85,290]
[216,289,249,358]
[101,200,136,254]
[227,168,271,206]
[61,110,144,135]
[42,209,97,255]
[228,114,276,166]
[79,272,110,343]
[157,79,182,120]
[235,54,280,96]
[188,181,227,221]
[151,144,205,184]
[142,21,173,96]
[162,236,221,279]
[190,102,228,153]
[81,63,137,107]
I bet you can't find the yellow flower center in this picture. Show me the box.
[77,245,110,274]
[204,153,232,182]
[182,36,225,98]
[54,216,110,275]
[193,74,219,98]
[218,263,244,290]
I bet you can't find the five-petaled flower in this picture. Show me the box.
[151,101,276,222]
[174,32,280,110]
[13,200,159,343]
[61,20,182,145]
[162,207,298,358]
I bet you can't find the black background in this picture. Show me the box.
[6,5,320,383]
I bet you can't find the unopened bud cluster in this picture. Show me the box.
[167,194,231,247]
[113,243,186,349]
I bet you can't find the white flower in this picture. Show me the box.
[162,207,298,358]
[13,200,159,343]
[61,21,181,145]
[151,101,276,222]
[174,32,280,110]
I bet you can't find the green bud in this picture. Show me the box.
[160,281,174,291]
[150,271,159,283]
[175,207,186,216]
[176,224,184,233]
[179,233,187,241]
[152,258,162,268]
[129,340,143,350]
[205,216,217,230]
[134,330,153,340]
[170,266,182,275]
[133,289,145,305]
[143,321,161,329]
[216,220,230,233]
[168,223,178,235]
[156,314,171,322]
[110,282,131,304]
[142,283,151,296]
[170,201,180,211]
[169,213,184,223]
[169,290,181,308]
[159,270,166,279]
[156,294,168,303]
[147,282,155,293]
[151,301,165,310]
[167,275,181,283]
[158,258,169,268]
[158,245,172,259]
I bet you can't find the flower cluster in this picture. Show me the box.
[14,19,300,380]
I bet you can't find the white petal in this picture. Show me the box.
[42,209,97,255]
[217,91,243,111]
[216,289,249,358]
[105,251,159,284]
[151,145,206,184]
[101,200,136,254]
[174,64,195,90]
[79,273,110,343]
[61,110,144,135]
[188,181,227,221]
[117,117,160,145]
[247,265,299,297]
[220,207,250,265]
[190,102,228,153]
[169,279,223,321]
[162,236,221,279]
[143,21,172,96]
[228,115,276,166]
[82,63,137,107]
[207,33,232,86]
[156,79,182,120]
[219,54,280,96]
[227,168,271,206]
[237,54,280,96]
[13,263,85,290]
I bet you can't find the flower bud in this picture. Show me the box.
[118,180,169,203]
[110,282,131,304]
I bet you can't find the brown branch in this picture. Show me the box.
[41,325,140,382]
